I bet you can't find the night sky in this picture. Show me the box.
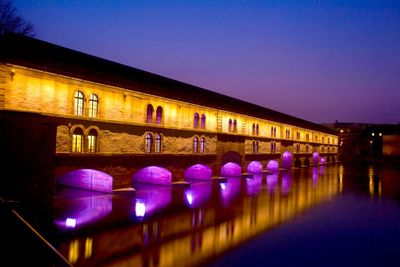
[14,0,400,124]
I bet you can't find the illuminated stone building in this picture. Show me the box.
[0,33,337,192]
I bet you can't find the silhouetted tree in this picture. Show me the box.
[0,0,35,36]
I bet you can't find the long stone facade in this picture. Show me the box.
[0,33,338,191]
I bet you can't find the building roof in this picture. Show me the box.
[0,33,334,135]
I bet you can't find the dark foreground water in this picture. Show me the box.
[6,163,400,267]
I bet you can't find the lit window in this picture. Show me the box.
[270,126,273,137]
[87,129,98,153]
[201,114,206,129]
[72,128,84,152]
[146,104,153,123]
[88,94,98,118]
[200,137,205,153]
[74,91,84,116]
[252,123,255,135]
[256,124,259,135]
[156,106,163,124]
[145,133,153,153]
[274,127,277,137]
[228,119,232,132]
[371,133,375,136]
[155,133,162,153]
[233,120,237,132]
[252,141,259,153]
[193,137,199,153]
[194,113,199,128]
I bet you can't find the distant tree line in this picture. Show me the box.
[0,0,35,36]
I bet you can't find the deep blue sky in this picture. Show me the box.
[14,0,400,124]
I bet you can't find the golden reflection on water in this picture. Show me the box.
[62,166,341,267]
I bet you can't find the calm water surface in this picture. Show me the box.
[18,164,400,267]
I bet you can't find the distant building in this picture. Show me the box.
[322,122,400,163]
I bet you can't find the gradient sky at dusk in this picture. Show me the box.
[14,0,400,124]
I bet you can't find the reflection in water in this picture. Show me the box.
[246,174,262,196]
[312,167,319,186]
[54,189,112,230]
[55,166,341,267]
[184,182,212,208]
[220,177,242,206]
[281,172,291,195]
[266,173,279,194]
[133,184,172,219]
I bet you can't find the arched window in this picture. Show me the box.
[87,129,98,153]
[296,144,300,153]
[252,141,258,153]
[201,114,206,129]
[306,144,309,153]
[256,124,259,135]
[194,113,199,128]
[88,94,98,118]
[146,104,154,123]
[156,106,163,124]
[193,136,199,153]
[155,133,162,153]
[228,119,232,132]
[200,137,205,153]
[252,123,255,135]
[72,128,84,152]
[233,120,237,132]
[274,127,277,137]
[74,91,84,116]
[145,133,153,153]
[274,142,277,153]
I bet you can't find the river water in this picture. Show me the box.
[13,163,400,267]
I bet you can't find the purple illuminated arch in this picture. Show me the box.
[266,173,278,194]
[246,174,262,196]
[221,162,242,177]
[56,169,113,193]
[266,160,279,173]
[132,166,172,185]
[184,182,212,208]
[184,164,212,181]
[133,184,172,219]
[320,157,326,165]
[313,152,319,164]
[54,189,112,230]
[282,151,292,169]
[247,161,262,174]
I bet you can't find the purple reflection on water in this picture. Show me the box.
[184,182,212,208]
[319,165,326,175]
[221,162,242,177]
[56,169,113,193]
[246,174,262,196]
[220,177,241,207]
[281,172,291,195]
[313,166,319,186]
[247,161,263,174]
[132,183,172,219]
[54,189,112,230]
[184,164,212,181]
[132,166,172,185]
[282,151,292,169]
[313,152,319,164]
[267,160,279,173]
[266,174,279,194]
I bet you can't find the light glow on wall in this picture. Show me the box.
[313,152,319,164]
[56,169,113,193]
[266,160,279,173]
[184,164,212,180]
[221,162,242,177]
[132,166,172,185]
[247,161,263,174]
[282,151,292,169]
